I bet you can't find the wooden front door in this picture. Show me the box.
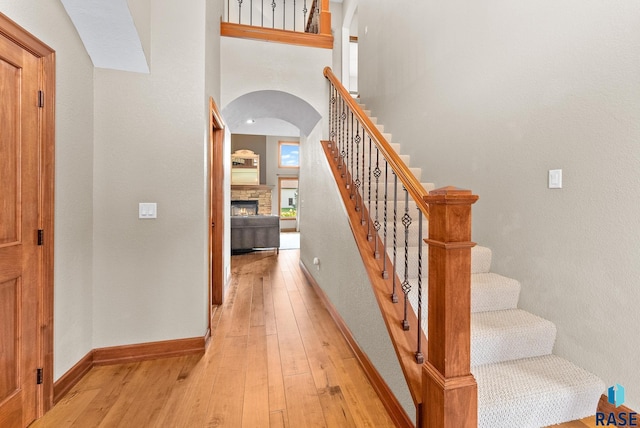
[0,16,54,427]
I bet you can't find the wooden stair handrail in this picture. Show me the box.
[323,69,478,428]
[323,67,430,218]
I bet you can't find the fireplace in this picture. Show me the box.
[231,200,259,216]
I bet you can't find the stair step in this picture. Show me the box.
[472,245,492,273]
[474,354,605,428]
[471,273,520,313]
[386,245,492,279]
[471,309,556,366]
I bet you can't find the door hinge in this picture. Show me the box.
[38,90,44,108]
[37,229,44,246]
[36,368,43,385]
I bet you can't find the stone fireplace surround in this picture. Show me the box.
[230,185,273,216]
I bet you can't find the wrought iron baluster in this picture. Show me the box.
[349,121,360,199]
[293,0,296,30]
[401,187,412,331]
[303,0,308,30]
[329,87,336,150]
[250,0,253,25]
[340,99,347,169]
[382,161,389,277]
[337,96,342,163]
[346,112,352,186]
[272,0,276,28]
[262,0,264,26]
[415,208,424,363]
[341,106,348,178]
[283,0,286,29]
[364,137,372,230]
[391,173,398,303]
[238,0,243,24]
[354,127,361,210]
[373,148,381,258]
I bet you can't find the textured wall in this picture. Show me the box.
[92,0,210,347]
[358,0,640,410]
[298,122,416,421]
[0,1,96,380]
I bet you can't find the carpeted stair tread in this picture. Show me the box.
[472,273,521,313]
[472,245,492,274]
[474,354,605,428]
[472,309,556,366]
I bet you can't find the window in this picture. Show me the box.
[278,177,298,220]
[278,141,299,168]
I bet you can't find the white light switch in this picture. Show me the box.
[139,203,157,219]
[548,169,562,189]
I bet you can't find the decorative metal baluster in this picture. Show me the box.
[350,122,357,200]
[415,208,424,363]
[250,0,253,25]
[272,0,276,28]
[373,148,381,258]
[262,0,264,26]
[337,96,342,164]
[345,112,352,188]
[283,0,286,29]
[329,87,336,151]
[238,0,243,24]
[391,173,398,303]
[341,105,348,178]
[293,0,296,30]
[401,187,412,331]
[228,0,230,22]
[364,137,372,230]
[340,99,347,170]
[382,161,389,277]
[303,0,308,30]
[354,127,361,211]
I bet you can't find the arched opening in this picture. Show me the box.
[221,90,322,256]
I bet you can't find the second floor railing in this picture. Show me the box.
[221,0,332,49]
[224,0,329,35]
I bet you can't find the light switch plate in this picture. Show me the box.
[139,202,157,219]
[548,169,562,189]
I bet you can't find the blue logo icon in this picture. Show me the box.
[609,384,626,408]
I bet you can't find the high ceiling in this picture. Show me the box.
[60,0,148,73]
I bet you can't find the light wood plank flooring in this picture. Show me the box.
[31,249,599,427]
[32,250,397,427]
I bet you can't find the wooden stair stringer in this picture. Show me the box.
[320,140,426,410]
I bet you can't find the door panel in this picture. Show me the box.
[0,28,41,428]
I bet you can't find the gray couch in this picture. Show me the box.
[230,215,280,252]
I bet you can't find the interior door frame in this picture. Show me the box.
[209,97,226,320]
[0,12,56,416]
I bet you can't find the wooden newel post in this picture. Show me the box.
[422,186,478,428]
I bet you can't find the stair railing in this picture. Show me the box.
[323,66,478,428]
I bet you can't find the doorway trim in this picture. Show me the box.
[209,97,226,321]
[0,12,56,415]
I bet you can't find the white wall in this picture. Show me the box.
[220,36,331,119]
[0,2,96,379]
[92,0,212,347]
[298,121,415,420]
[358,0,640,410]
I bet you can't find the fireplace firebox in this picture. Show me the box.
[231,200,259,216]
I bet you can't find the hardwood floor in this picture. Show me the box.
[31,250,397,427]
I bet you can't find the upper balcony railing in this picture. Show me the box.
[221,0,333,49]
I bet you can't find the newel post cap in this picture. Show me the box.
[424,186,479,205]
